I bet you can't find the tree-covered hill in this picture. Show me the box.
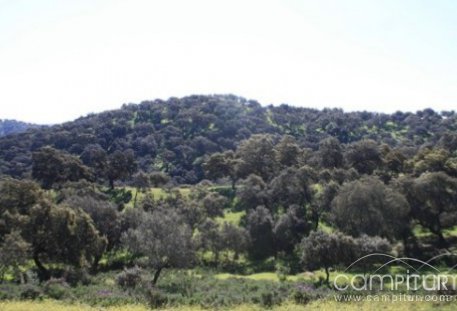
[2,95,457,307]
[0,119,39,137]
[0,94,456,184]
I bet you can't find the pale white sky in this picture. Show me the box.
[1,0,456,124]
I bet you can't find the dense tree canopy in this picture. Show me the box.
[1,94,457,296]
[331,176,410,240]
[1,95,455,185]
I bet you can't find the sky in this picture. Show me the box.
[1,0,457,124]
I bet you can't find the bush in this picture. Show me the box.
[63,268,91,286]
[275,262,290,282]
[116,266,143,289]
[145,287,168,308]
[259,289,283,308]
[43,278,71,300]
[291,284,326,305]
[20,284,42,300]
[23,270,40,285]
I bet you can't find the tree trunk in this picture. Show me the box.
[109,178,114,189]
[152,267,163,286]
[430,224,449,249]
[91,254,102,274]
[325,266,330,288]
[214,250,220,265]
[436,231,449,249]
[311,210,319,231]
[402,230,420,258]
[133,188,139,208]
[33,251,50,281]
[19,270,25,284]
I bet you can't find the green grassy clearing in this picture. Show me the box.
[216,210,245,225]
[123,187,191,208]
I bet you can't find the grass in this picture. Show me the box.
[214,269,356,285]
[318,221,334,234]
[0,301,149,311]
[2,299,457,311]
[308,300,457,311]
[0,300,305,311]
[412,224,457,238]
[214,272,306,282]
[216,210,245,226]
[123,187,191,208]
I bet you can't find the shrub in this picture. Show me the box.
[20,284,42,300]
[144,287,168,308]
[63,268,91,286]
[259,289,282,308]
[116,266,143,289]
[43,278,70,300]
[291,284,324,305]
[275,262,290,282]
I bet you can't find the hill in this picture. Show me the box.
[2,95,457,308]
[0,119,39,137]
[0,94,456,183]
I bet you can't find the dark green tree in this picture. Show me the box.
[245,205,275,260]
[300,231,356,287]
[203,151,239,189]
[131,171,150,208]
[107,149,137,189]
[149,171,170,187]
[0,231,31,283]
[400,172,457,248]
[220,222,249,261]
[345,139,382,174]
[236,174,268,211]
[274,135,301,168]
[121,208,195,285]
[24,200,107,280]
[318,137,343,169]
[273,205,309,253]
[331,176,410,240]
[80,144,108,180]
[32,147,93,189]
[236,134,278,182]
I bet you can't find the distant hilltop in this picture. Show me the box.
[0,94,456,183]
[0,119,41,137]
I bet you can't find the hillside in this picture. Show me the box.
[0,119,39,137]
[0,94,456,183]
[2,95,457,309]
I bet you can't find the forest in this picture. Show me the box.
[0,119,39,137]
[1,94,457,310]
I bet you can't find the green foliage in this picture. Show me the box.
[19,284,43,300]
[43,279,71,300]
[345,139,382,175]
[121,208,195,285]
[400,172,457,247]
[246,206,275,260]
[2,96,457,309]
[116,266,143,289]
[331,176,410,240]
[300,230,391,286]
[235,134,278,181]
[32,147,93,189]
[0,231,31,282]
[318,137,343,169]
[0,119,38,136]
